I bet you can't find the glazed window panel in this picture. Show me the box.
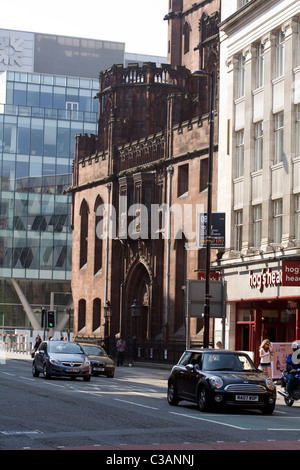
[3,116,17,153]
[44,119,57,156]
[237,54,245,98]
[235,210,243,251]
[27,84,40,107]
[30,118,44,156]
[256,43,264,88]
[275,30,285,78]
[253,204,262,248]
[254,122,263,171]
[273,198,283,244]
[274,112,284,164]
[17,117,31,154]
[236,130,244,177]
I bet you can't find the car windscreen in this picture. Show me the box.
[202,353,256,372]
[82,346,107,357]
[48,342,84,355]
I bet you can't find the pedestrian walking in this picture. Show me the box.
[259,339,273,377]
[31,335,42,357]
[116,337,126,366]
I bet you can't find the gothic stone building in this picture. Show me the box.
[69,0,220,354]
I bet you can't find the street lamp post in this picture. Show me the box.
[103,300,111,353]
[192,69,216,349]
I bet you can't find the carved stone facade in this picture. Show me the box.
[70,0,220,347]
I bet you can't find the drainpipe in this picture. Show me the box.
[165,166,173,339]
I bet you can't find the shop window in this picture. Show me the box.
[237,309,252,322]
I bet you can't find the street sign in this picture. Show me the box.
[197,212,225,248]
[282,260,300,286]
[185,279,225,319]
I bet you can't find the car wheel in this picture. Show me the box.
[284,396,294,406]
[167,382,179,406]
[43,364,51,379]
[32,362,39,377]
[107,373,114,378]
[198,386,211,412]
[83,376,91,382]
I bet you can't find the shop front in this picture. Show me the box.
[221,258,300,366]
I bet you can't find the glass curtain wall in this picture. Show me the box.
[0,71,98,282]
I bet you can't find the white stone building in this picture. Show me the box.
[216,0,300,364]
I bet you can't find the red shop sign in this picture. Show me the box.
[282,260,300,286]
[197,271,220,281]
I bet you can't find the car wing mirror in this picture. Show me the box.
[186,364,195,372]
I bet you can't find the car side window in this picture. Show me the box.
[190,353,202,369]
[178,351,192,366]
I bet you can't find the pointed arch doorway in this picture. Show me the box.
[122,261,152,341]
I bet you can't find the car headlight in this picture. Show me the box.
[50,357,59,365]
[265,378,275,390]
[209,376,223,389]
[84,360,90,366]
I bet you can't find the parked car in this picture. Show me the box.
[167,349,276,414]
[79,343,115,378]
[32,340,91,381]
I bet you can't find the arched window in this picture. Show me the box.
[183,22,190,55]
[94,195,104,274]
[78,299,86,332]
[92,298,101,332]
[79,199,89,268]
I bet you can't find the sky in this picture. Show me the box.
[1,0,169,57]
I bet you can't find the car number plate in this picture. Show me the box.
[235,395,258,402]
[66,367,79,373]
[94,367,105,372]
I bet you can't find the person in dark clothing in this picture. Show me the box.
[116,337,126,366]
[286,341,300,396]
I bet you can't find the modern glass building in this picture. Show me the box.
[0,71,98,329]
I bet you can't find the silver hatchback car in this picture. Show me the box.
[32,340,91,381]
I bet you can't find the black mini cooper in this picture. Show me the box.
[167,349,276,414]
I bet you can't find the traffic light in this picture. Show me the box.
[47,310,56,328]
